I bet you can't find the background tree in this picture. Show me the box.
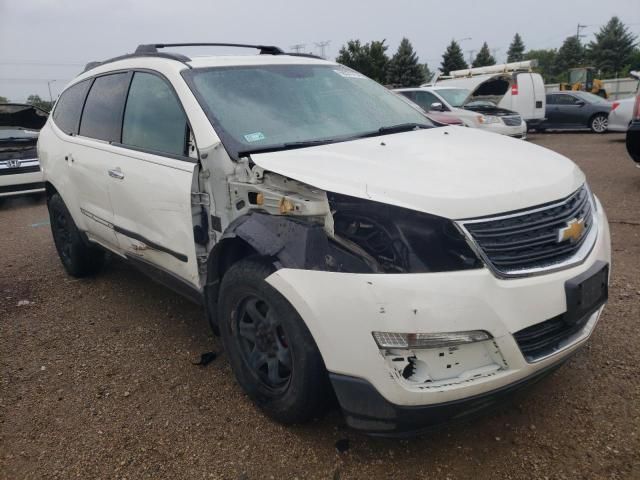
[626,48,640,75]
[336,39,389,83]
[524,49,559,82]
[421,63,434,84]
[26,94,54,112]
[440,40,468,75]
[586,16,637,77]
[0,95,9,103]
[507,33,526,62]
[386,38,425,87]
[554,36,585,76]
[472,42,496,67]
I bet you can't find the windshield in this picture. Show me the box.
[183,64,432,157]
[435,88,470,108]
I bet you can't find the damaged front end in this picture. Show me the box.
[218,160,482,276]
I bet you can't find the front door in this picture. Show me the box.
[107,71,200,286]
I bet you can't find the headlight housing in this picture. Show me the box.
[329,193,482,273]
[372,330,493,349]
[478,115,501,124]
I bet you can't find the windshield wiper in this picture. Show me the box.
[238,138,342,156]
[377,122,431,135]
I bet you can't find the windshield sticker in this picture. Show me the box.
[333,69,365,79]
[243,132,266,143]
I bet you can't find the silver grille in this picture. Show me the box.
[458,185,597,277]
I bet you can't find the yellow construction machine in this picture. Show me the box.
[559,67,608,98]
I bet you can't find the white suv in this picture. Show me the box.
[38,43,611,436]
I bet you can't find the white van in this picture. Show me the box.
[435,61,546,129]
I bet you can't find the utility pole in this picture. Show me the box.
[466,50,476,66]
[576,24,588,43]
[46,80,54,104]
[290,44,306,53]
[491,48,501,64]
[314,40,331,59]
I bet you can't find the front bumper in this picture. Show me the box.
[266,199,611,433]
[330,353,571,436]
[0,168,44,197]
[478,121,527,138]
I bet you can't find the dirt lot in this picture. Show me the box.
[1,133,639,479]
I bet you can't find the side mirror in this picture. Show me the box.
[575,100,585,106]
[430,102,444,111]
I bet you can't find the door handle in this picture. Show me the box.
[108,167,125,180]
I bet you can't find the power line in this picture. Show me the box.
[314,40,331,59]
[290,44,306,53]
[0,61,83,67]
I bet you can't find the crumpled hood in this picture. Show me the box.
[251,127,585,219]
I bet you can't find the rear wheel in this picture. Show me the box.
[48,193,104,277]
[590,114,608,133]
[218,257,329,424]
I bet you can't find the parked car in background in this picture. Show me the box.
[393,90,464,126]
[625,71,640,165]
[435,61,546,130]
[607,97,635,132]
[395,86,526,138]
[0,103,48,198]
[540,92,612,133]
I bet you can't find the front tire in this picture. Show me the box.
[590,114,608,133]
[48,193,104,277]
[218,257,329,424]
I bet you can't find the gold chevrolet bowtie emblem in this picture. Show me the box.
[557,218,585,243]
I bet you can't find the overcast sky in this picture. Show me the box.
[1,0,638,102]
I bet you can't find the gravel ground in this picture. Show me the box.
[1,133,639,479]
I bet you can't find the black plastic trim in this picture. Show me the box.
[114,225,188,263]
[0,182,45,194]
[136,43,284,56]
[125,253,202,305]
[330,353,575,437]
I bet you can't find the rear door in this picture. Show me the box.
[108,71,199,286]
[511,73,534,121]
[68,72,131,249]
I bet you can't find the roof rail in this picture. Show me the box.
[81,51,191,74]
[135,43,285,55]
[285,52,325,60]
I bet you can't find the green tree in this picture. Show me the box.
[440,40,468,75]
[524,49,560,82]
[0,95,9,103]
[625,48,640,75]
[26,94,54,112]
[586,16,637,77]
[386,38,426,87]
[507,33,526,62]
[472,42,496,67]
[421,63,434,84]
[554,36,585,75]
[336,39,389,83]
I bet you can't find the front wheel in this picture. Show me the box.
[218,257,329,424]
[590,114,608,133]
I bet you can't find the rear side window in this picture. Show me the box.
[121,72,187,156]
[52,80,91,135]
[79,73,130,142]
[413,91,442,111]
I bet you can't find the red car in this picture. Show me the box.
[425,111,464,126]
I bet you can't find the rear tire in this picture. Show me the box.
[590,114,608,133]
[48,193,105,277]
[218,257,329,424]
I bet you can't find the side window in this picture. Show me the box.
[122,72,188,156]
[546,94,556,105]
[79,73,130,142]
[555,94,578,105]
[52,80,91,135]
[414,91,441,110]
[399,91,416,102]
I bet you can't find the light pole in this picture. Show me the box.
[46,80,55,103]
